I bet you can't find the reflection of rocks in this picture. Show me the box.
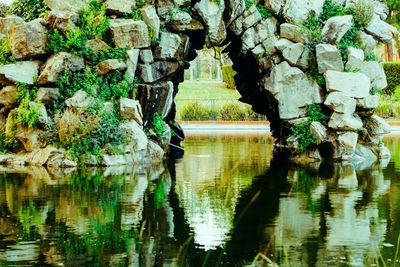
[273,164,390,266]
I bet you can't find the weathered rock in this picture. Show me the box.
[65,90,93,110]
[282,43,305,67]
[241,18,277,52]
[359,61,387,91]
[155,32,189,60]
[167,12,204,32]
[322,15,353,44]
[352,144,378,169]
[146,140,164,162]
[335,131,358,161]
[86,38,110,53]
[125,48,139,85]
[0,61,39,85]
[44,0,90,12]
[38,52,85,84]
[27,146,59,166]
[141,6,160,41]
[139,49,153,64]
[325,71,370,98]
[356,95,379,109]
[0,16,24,35]
[310,121,328,145]
[138,61,183,83]
[316,44,344,73]
[231,5,262,36]
[266,0,285,15]
[283,0,325,23]
[379,144,391,159]
[280,23,311,43]
[225,0,246,25]
[324,92,356,114]
[15,127,46,152]
[96,59,127,76]
[0,86,19,111]
[110,19,150,49]
[120,98,143,125]
[7,20,48,60]
[364,115,390,136]
[358,31,376,54]
[346,47,364,70]
[366,14,398,43]
[30,102,52,128]
[105,0,135,15]
[194,0,226,46]
[44,10,79,33]
[275,38,294,51]
[103,154,133,166]
[137,81,174,123]
[329,112,363,131]
[119,121,148,151]
[264,61,322,119]
[35,87,60,105]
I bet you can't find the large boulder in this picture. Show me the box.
[366,14,398,43]
[322,15,353,44]
[44,0,90,12]
[138,61,184,83]
[325,71,370,98]
[280,23,311,43]
[38,52,85,84]
[335,131,358,161]
[7,20,48,60]
[283,0,325,24]
[125,48,139,85]
[359,61,387,91]
[110,19,150,49]
[15,127,46,152]
[263,61,322,120]
[310,121,328,145]
[0,61,39,85]
[316,44,344,73]
[105,0,135,15]
[35,87,60,105]
[96,59,127,75]
[194,0,226,46]
[137,81,174,123]
[141,6,160,41]
[0,86,19,111]
[0,16,24,35]
[120,98,143,125]
[241,18,278,52]
[119,121,148,151]
[65,90,93,110]
[44,10,79,33]
[346,47,364,70]
[155,32,189,60]
[86,38,110,53]
[328,112,363,131]
[324,92,356,114]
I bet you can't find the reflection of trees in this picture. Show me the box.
[174,135,274,250]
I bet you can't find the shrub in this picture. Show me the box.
[320,0,344,21]
[132,9,142,21]
[8,0,49,21]
[307,103,329,124]
[382,62,400,95]
[78,0,109,39]
[394,102,400,118]
[375,98,393,118]
[0,130,19,153]
[0,38,15,65]
[219,102,247,120]
[291,122,316,153]
[345,0,374,29]
[180,102,217,120]
[302,14,324,52]
[222,65,236,89]
[153,112,164,137]
[337,25,362,58]
[394,85,400,101]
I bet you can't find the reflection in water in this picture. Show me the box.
[0,134,399,266]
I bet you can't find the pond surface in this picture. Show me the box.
[1,134,400,266]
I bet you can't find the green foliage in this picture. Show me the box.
[0,130,19,153]
[245,0,254,9]
[257,5,272,19]
[132,9,142,21]
[382,62,400,95]
[8,0,49,21]
[394,86,400,101]
[337,25,362,58]
[320,0,344,21]
[306,68,326,86]
[0,38,16,65]
[291,122,316,153]
[365,53,378,62]
[78,0,109,39]
[302,14,323,52]
[14,84,42,128]
[222,65,236,89]
[153,112,164,137]
[307,103,329,124]
[67,111,123,160]
[375,97,393,118]
[345,0,374,29]
[180,101,218,120]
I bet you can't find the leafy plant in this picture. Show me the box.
[153,112,164,137]
[132,9,142,21]
[337,25,362,58]
[245,0,254,9]
[257,5,272,19]
[0,130,19,153]
[345,0,374,29]
[15,85,42,128]
[307,103,329,124]
[320,0,344,21]
[8,0,49,21]
[365,53,378,62]
[291,122,317,153]
[382,62,400,95]
[302,14,323,52]
[0,38,16,65]
[78,0,109,39]
[306,68,326,86]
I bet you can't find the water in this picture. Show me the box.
[0,134,400,266]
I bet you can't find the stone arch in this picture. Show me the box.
[0,0,397,167]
